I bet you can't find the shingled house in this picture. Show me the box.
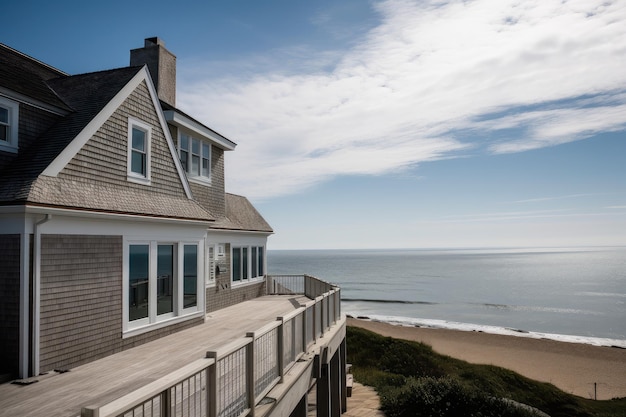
[0,39,347,417]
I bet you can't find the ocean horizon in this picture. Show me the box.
[268,246,626,348]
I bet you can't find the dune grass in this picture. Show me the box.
[347,326,626,417]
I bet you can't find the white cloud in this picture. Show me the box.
[487,103,626,153]
[178,0,626,200]
[512,193,605,204]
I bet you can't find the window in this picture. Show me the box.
[179,133,211,181]
[0,97,19,153]
[255,246,264,278]
[157,244,174,316]
[126,241,201,331]
[232,245,265,284]
[131,128,147,175]
[232,247,242,282]
[129,245,149,321]
[0,107,9,141]
[252,247,258,278]
[242,247,248,280]
[183,245,198,309]
[127,118,151,184]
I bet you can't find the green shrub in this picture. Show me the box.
[346,326,626,417]
[347,326,444,379]
[381,376,546,417]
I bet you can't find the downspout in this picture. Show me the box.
[32,214,51,377]
[18,229,31,379]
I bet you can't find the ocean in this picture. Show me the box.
[267,247,626,347]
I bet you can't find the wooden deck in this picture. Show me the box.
[0,295,308,417]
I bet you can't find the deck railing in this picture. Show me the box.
[266,274,336,300]
[82,275,341,417]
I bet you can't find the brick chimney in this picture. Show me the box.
[130,37,176,107]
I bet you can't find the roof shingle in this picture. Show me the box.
[211,193,273,232]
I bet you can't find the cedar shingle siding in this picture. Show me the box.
[206,281,266,312]
[0,234,21,376]
[189,146,226,217]
[39,235,123,372]
[39,234,204,372]
[206,244,266,313]
[58,81,186,197]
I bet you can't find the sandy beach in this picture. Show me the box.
[348,318,626,400]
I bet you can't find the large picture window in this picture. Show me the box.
[126,241,201,331]
[179,133,210,181]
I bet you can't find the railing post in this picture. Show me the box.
[302,307,307,351]
[277,318,285,383]
[291,317,297,364]
[321,297,325,335]
[161,388,171,417]
[313,302,318,343]
[80,408,98,417]
[245,336,255,417]
[206,353,217,417]
[325,296,329,329]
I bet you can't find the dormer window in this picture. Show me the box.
[179,133,210,181]
[0,97,19,153]
[127,117,152,185]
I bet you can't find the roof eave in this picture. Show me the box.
[163,109,237,151]
[11,203,216,225]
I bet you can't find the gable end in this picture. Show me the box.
[41,67,193,199]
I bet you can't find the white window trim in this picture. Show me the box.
[123,239,203,337]
[127,117,152,185]
[178,131,212,184]
[0,96,19,153]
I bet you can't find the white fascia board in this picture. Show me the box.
[40,67,194,200]
[163,110,237,151]
[144,71,194,200]
[208,226,274,236]
[21,205,213,227]
[207,229,273,240]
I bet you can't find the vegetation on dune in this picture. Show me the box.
[347,326,626,417]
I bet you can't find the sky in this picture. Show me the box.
[3,0,626,249]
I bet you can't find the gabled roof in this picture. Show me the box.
[211,193,273,233]
[0,49,212,222]
[0,66,143,201]
[0,43,71,113]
